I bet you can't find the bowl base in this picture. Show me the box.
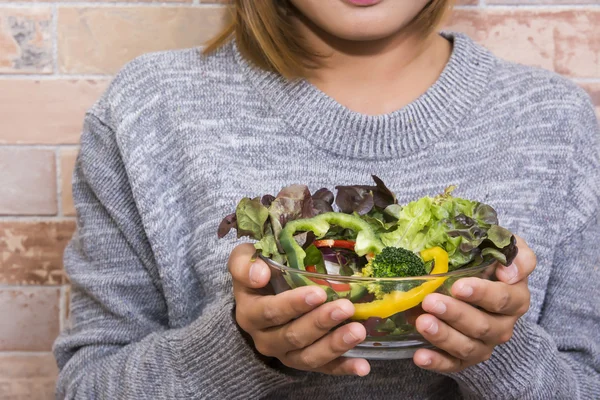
[343,339,435,360]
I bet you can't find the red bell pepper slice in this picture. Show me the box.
[313,239,356,251]
[305,265,351,292]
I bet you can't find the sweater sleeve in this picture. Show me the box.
[53,113,293,399]
[448,93,600,399]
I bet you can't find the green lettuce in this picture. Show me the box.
[219,179,518,273]
[376,187,517,270]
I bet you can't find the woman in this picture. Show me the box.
[53,0,600,399]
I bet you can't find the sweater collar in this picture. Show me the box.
[234,33,496,160]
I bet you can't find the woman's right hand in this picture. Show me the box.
[228,243,371,376]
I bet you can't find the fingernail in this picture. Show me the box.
[431,301,447,315]
[343,331,359,344]
[331,308,349,321]
[305,291,324,306]
[421,358,432,366]
[249,263,264,284]
[504,263,519,283]
[425,320,438,335]
[458,284,473,298]
[355,362,370,376]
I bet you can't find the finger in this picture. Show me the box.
[452,277,530,316]
[264,299,356,352]
[314,357,371,376]
[422,293,516,344]
[228,243,271,289]
[413,348,465,373]
[496,235,536,284]
[239,286,327,331]
[415,314,489,361]
[285,322,366,369]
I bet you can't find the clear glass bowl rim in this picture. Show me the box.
[259,254,496,282]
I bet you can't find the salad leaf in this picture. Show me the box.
[486,225,513,248]
[261,194,276,207]
[380,196,433,248]
[371,175,396,209]
[304,244,327,274]
[481,235,518,266]
[320,247,364,276]
[335,175,397,215]
[294,231,316,249]
[255,233,277,258]
[335,186,374,215]
[383,204,403,220]
[312,188,335,214]
[377,188,517,270]
[235,198,269,239]
[268,184,314,251]
[217,212,237,239]
[473,203,499,225]
[361,212,396,234]
[313,188,334,204]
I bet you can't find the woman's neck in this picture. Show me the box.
[290,14,452,116]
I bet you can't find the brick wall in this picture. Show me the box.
[0,0,598,398]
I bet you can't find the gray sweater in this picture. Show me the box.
[53,33,600,399]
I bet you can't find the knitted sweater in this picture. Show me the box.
[53,33,600,399]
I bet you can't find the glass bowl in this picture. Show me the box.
[261,255,496,360]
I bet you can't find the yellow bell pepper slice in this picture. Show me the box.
[352,247,449,320]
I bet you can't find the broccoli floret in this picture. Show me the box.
[370,247,426,278]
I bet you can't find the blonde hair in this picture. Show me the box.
[204,0,454,78]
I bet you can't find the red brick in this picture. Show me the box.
[0,80,108,145]
[446,9,599,78]
[57,6,231,74]
[0,221,75,285]
[0,354,58,400]
[487,0,597,4]
[0,7,52,74]
[0,287,60,351]
[0,148,57,215]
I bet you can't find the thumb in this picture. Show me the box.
[227,243,271,289]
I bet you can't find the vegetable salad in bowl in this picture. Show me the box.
[218,176,517,359]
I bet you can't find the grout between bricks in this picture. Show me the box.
[0,74,113,80]
[0,144,77,150]
[0,351,56,357]
[0,216,76,222]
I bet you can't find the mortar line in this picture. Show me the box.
[0,216,76,222]
[0,144,78,149]
[0,351,54,357]
[0,74,113,80]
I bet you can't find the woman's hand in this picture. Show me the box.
[413,236,537,372]
[228,243,371,376]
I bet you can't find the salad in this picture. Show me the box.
[218,176,517,323]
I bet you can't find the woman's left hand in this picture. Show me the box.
[413,236,537,372]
